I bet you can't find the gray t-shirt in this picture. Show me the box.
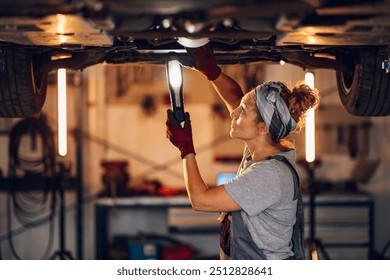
[224,149,297,260]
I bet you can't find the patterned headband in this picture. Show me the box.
[255,81,297,142]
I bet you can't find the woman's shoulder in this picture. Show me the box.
[269,149,296,167]
[252,150,296,176]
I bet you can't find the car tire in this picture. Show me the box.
[0,47,48,118]
[336,47,390,116]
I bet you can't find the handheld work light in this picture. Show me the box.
[166,59,185,123]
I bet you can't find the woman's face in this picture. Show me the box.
[230,91,262,141]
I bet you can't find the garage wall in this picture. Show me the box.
[368,117,390,254]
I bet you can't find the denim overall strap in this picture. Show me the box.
[270,155,305,260]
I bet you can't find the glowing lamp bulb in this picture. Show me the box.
[167,60,182,88]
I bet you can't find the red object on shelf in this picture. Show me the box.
[156,187,183,196]
[100,160,130,196]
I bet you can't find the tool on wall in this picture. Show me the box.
[7,116,57,259]
[166,59,185,123]
[348,124,359,158]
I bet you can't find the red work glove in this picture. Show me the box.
[166,109,196,159]
[186,43,221,81]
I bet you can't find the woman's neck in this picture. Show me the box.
[246,142,285,162]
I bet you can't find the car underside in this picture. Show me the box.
[1,0,390,117]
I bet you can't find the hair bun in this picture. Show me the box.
[281,83,319,131]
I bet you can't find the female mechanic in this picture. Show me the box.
[165,44,319,260]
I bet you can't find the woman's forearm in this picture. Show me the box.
[182,154,209,210]
[212,72,244,113]
[182,154,241,212]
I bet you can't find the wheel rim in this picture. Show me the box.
[340,69,354,95]
[338,51,357,97]
[32,54,47,96]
